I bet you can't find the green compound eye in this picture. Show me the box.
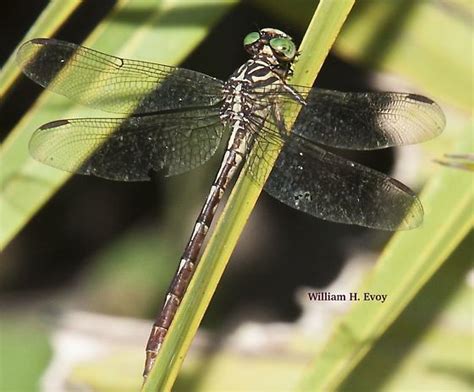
[269,37,296,59]
[243,31,260,46]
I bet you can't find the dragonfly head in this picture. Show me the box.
[243,28,297,72]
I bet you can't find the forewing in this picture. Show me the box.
[29,108,225,181]
[262,86,445,149]
[17,38,224,114]
[263,135,423,230]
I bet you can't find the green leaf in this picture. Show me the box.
[142,1,356,391]
[0,0,237,250]
[340,231,473,391]
[334,0,473,112]
[0,315,51,391]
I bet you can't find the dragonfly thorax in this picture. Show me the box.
[220,55,291,161]
[220,56,287,127]
[219,29,298,132]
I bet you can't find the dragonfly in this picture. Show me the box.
[17,28,445,378]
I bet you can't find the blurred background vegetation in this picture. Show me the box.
[0,0,472,391]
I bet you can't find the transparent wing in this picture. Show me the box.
[243,113,286,186]
[258,86,445,150]
[17,38,224,114]
[29,108,225,181]
[261,134,423,230]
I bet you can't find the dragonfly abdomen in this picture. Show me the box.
[144,123,248,376]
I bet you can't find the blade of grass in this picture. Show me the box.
[142,1,356,390]
[334,0,473,113]
[0,0,81,100]
[0,0,237,250]
[338,232,473,391]
[297,122,473,390]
